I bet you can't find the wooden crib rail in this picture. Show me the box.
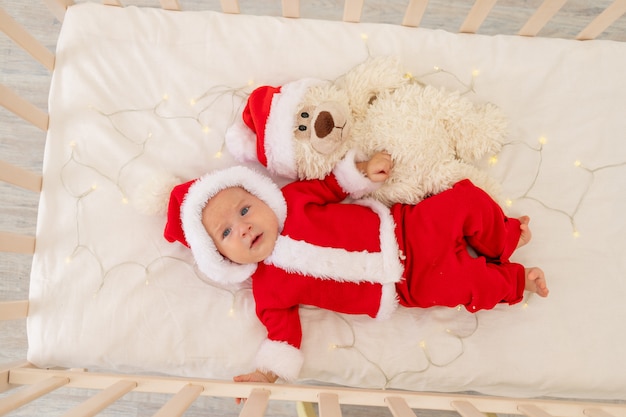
[1,364,626,417]
[0,300,29,320]
[0,7,55,71]
[39,0,626,40]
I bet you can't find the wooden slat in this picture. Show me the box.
[0,84,49,131]
[343,0,363,23]
[519,404,555,417]
[102,0,123,6]
[0,301,29,321]
[459,0,499,33]
[518,0,568,37]
[452,400,487,417]
[1,362,30,394]
[160,0,181,11]
[239,388,270,417]
[220,0,240,14]
[152,384,204,417]
[0,7,55,71]
[0,376,69,415]
[386,396,417,417]
[402,0,429,27]
[62,380,137,417]
[0,232,36,254]
[42,0,74,23]
[319,392,342,417]
[576,0,626,40]
[282,0,300,18]
[586,409,619,417]
[0,161,42,192]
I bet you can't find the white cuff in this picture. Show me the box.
[332,149,381,199]
[255,339,304,381]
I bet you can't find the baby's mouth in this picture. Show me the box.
[251,234,262,248]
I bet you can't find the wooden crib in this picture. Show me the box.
[2,1,626,416]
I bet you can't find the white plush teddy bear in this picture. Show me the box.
[225,56,506,206]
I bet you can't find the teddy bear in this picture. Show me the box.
[225,56,507,206]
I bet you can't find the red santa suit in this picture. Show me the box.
[164,152,525,382]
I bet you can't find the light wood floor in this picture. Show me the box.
[1,1,624,415]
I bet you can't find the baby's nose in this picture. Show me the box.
[238,222,253,236]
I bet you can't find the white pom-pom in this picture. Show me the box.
[133,173,181,216]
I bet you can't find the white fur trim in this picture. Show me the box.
[181,166,286,285]
[266,236,396,284]
[353,198,405,284]
[224,117,259,163]
[376,283,399,320]
[332,149,382,198]
[264,78,327,178]
[255,339,304,381]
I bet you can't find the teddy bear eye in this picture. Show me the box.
[298,125,307,131]
[301,112,309,118]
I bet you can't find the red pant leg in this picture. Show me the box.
[393,180,525,311]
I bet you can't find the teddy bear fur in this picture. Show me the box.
[290,56,507,205]
[352,80,506,206]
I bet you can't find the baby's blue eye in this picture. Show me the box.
[241,207,249,216]
[222,228,231,238]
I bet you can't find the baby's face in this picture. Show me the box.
[202,186,279,265]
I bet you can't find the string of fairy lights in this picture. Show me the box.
[54,48,625,385]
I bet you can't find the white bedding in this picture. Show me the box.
[28,3,626,400]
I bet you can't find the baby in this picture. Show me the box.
[164,150,548,386]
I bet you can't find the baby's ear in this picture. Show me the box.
[133,173,182,216]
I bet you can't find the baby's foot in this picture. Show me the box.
[517,216,532,248]
[525,267,549,297]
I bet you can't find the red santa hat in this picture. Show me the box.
[164,166,287,285]
[225,78,327,179]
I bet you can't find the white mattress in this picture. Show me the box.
[28,3,626,400]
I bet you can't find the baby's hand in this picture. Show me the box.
[233,369,278,404]
[358,151,393,182]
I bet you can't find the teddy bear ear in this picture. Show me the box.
[225,117,259,163]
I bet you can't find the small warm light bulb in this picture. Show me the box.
[145,280,150,286]
[573,230,580,238]
[91,183,98,190]
[147,132,153,138]
[539,136,547,145]
[360,33,368,41]
[214,151,223,159]
[433,66,441,71]
[472,69,480,77]
[247,79,255,87]
[574,160,582,167]
[162,93,169,101]
[329,343,338,350]
[65,256,72,264]
[121,197,129,204]
[523,302,529,309]
[202,126,210,134]
[69,141,77,148]
[228,307,235,317]
[505,199,513,207]
[189,98,197,106]
[489,155,498,165]
[419,341,427,349]
[404,72,413,80]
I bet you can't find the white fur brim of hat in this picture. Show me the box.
[225,78,328,179]
[181,166,287,285]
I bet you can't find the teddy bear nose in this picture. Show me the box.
[314,111,335,138]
